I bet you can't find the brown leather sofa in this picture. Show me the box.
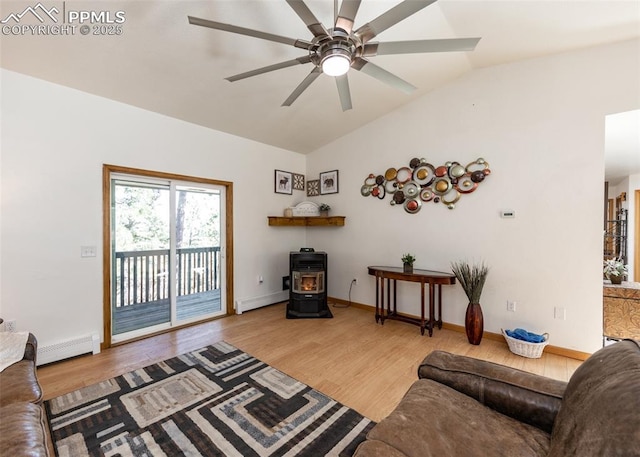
[0,333,53,456]
[353,339,640,457]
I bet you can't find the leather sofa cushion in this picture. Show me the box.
[0,360,43,407]
[418,350,565,433]
[362,379,550,457]
[0,402,50,456]
[548,340,640,457]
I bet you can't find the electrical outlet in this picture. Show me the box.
[554,306,566,320]
[258,275,264,284]
[5,320,17,332]
[507,301,516,312]
[352,278,357,285]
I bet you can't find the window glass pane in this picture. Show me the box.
[175,185,222,322]
[112,182,171,336]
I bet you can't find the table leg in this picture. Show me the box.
[420,280,426,335]
[391,279,397,315]
[437,284,443,329]
[380,276,386,324]
[428,282,435,337]
[375,275,380,323]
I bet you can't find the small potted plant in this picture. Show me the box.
[401,253,416,273]
[319,203,331,216]
[604,258,627,284]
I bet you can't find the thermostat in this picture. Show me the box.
[500,210,516,218]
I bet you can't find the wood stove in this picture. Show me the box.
[287,250,332,318]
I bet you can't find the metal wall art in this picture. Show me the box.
[361,157,491,213]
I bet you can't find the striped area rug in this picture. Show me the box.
[45,342,374,456]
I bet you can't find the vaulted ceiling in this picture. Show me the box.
[1,0,639,158]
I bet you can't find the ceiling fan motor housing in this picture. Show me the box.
[318,38,356,75]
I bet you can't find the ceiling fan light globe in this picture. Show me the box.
[322,55,350,76]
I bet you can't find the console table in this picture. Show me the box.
[367,266,456,336]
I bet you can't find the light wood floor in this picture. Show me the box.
[37,303,582,422]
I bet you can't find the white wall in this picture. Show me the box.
[307,39,640,354]
[2,39,638,355]
[0,69,307,346]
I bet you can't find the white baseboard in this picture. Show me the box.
[38,333,100,365]
[235,291,288,314]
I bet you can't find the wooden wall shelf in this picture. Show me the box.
[268,216,345,227]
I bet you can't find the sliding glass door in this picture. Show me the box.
[174,185,223,322]
[110,175,226,343]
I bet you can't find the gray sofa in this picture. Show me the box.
[353,339,640,457]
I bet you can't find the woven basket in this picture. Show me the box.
[501,329,549,359]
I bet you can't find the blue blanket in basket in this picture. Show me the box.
[506,328,546,343]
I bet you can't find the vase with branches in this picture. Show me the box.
[451,260,490,345]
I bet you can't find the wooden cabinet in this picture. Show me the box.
[603,282,640,340]
[268,216,345,227]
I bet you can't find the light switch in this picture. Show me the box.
[81,246,97,258]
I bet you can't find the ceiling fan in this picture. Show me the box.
[188,0,480,111]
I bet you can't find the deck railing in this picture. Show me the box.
[115,246,221,308]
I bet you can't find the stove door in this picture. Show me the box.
[292,271,325,294]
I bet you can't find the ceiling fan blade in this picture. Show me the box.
[335,74,353,111]
[352,58,416,94]
[226,56,313,82]
[363,37,481,56]
[355,0,437,43]
[335,0,362,35]
[188,16,314,51]
[285,0,331,39]
[282,67,322,107]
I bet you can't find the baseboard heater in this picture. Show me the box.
[37,333,100,366]
[235,291,288,314]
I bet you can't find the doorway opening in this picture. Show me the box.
[102,165,234,348]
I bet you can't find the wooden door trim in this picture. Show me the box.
[635,190,640,282]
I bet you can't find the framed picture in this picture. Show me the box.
[274,170,293,194]
[320,170,339,195]
[293,173,305,191]
[307,179,320,197]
